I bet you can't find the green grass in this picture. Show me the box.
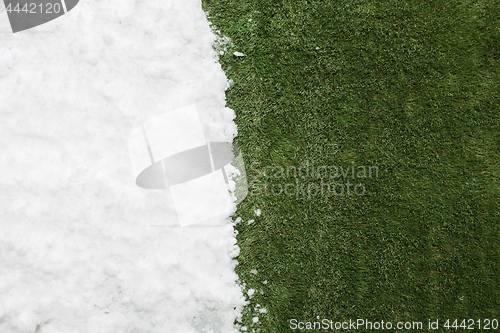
[202,0,500,331]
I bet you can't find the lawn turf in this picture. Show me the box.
[202,0,500,332]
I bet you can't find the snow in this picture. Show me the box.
[0,0,245,332]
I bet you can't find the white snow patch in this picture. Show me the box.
[0,0,245,332]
